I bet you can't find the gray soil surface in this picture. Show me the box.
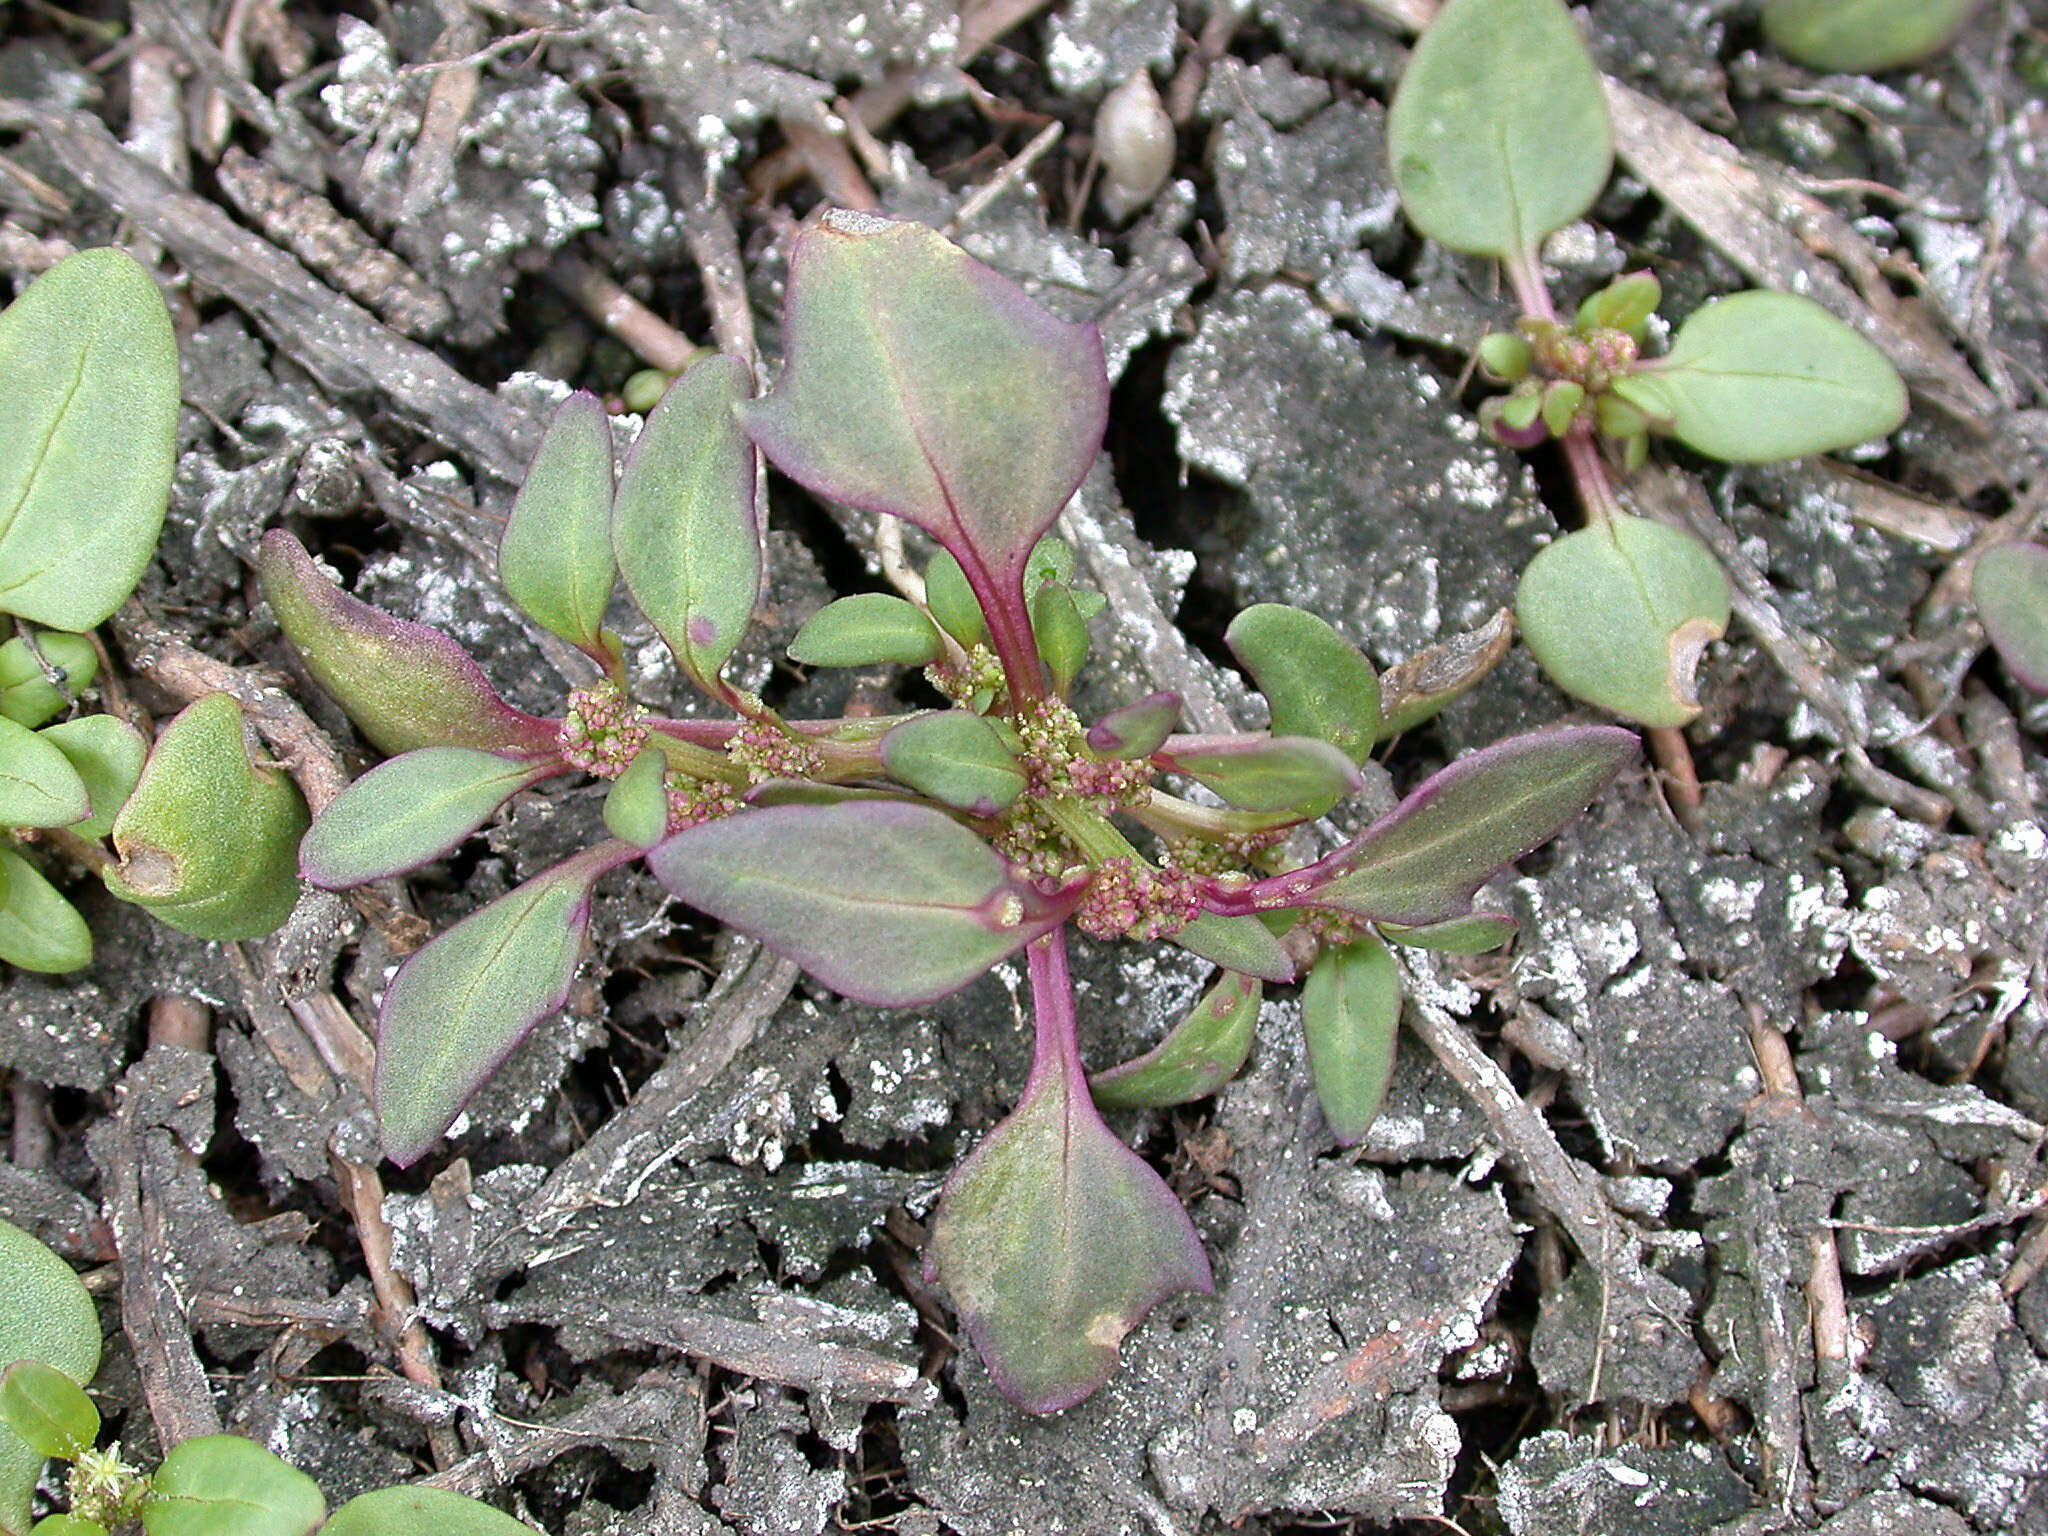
[2,0,2046,1531]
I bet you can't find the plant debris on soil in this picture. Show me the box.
[2,0,2047,1531]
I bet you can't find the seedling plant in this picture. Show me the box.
[0,249,307,972]
[1387,0,1911,728]
[268,210,1636,1414]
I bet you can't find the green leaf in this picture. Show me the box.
[1972,542,2048,694]
[613,354,762,697]
[879,711,1025,815]
[1612,290,1907,463]
[0,249,178,632]
[923,551,987,649]
[1516,515,1731,727]
[31,1516,106,1535]
[1092,970,1261,1108]
[602,746,671,849]
[0,718,90,828]
[1763,0,1981,71]
[1301,933,1401,1145]
[0,635,97,730]
[321,1487,542,1536]
[1155,735,1362,817]
[1029,581,1091,697]
[140,1436,323,1536]
[259,531,559,759]
[38,717,146,843]
[375,844,623,1167]
[0,1217,100,1536]
[1170,910,1295,983]
[929,983,1211,1411]
[1224,604,1381,763]
[102,694,309,941]
[739,213,1107,660]
[299,748,553,889]
[1379,910,1517,953]
[1386,0,1612,260]
[1207,726,1637,925]
[0,1362,98,1461]
[787,593,944,668]
[499,391,617,662]
[1085,692,1179,759]
[0,850,90,974]
[648,802,1083,1007]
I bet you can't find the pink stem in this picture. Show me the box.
[1023,926,1086,1097]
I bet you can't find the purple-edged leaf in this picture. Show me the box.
[1206,726,1637,925]
[1379,910,1517,954]
[1172,910,1295,982]
[1973,541,2048,693]
[259,531,558,759]
[1086,691,1180,759]
[1156,734,1362,818]
[1225,604,1380,764]
[300,748,557,889]
[879,711,1025,815]
[1301,932,1401,1146]
[738,212,1107,669]
[1091,969,1261,1109]
[614,354,761,697]
[500,391,617,662]
[648,802,1081,1006]
[929,933,1211,1414]
[376,843,628,1166]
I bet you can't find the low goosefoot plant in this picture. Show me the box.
[0,1218,537,1536]
[264,210,1636,1414]
[1387,0,1910,727]
[0,250,306,972]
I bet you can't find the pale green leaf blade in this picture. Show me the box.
[1379,910,1517,953]
[0,249,178,631]
[499,392,616,659]
[299,748,553,889]
[1763,0,1981,72]
[1156,735,1362,817]
[323,1488,541,1536]
[0,718,90,828]
[0,849,91,974]
[1386,0,1613,259]
[0,1218,100,1536]
[879,711,1025,815]
[1615,290,1907,462]
[1972,542,2048,693]
[38,716,146,843]
[613,354,761,696]
[140,1436,323,1536]
[1224,604,1380,762]
[0,1362,98,1461]
[1301,933,1402,1145]
[1170,911,1295,982]
[1092,970,1261,1108]
[0,634,97,730]
[602,746,671,849]
[787,593,943,668]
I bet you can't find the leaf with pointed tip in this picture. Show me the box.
[300,748,557,889]
[38,716,145,843]
[102,694,308,941]
[603,746,671,848]
[0,718,90,828]
[929,1048,1211,1413]
[0,1217,99,1536]
[739,213,1107,653]
[322,1487,542,1536]
[0,634,97,730]
[141,1435,323,1536]
[1612,291,1906,463]
[1156,735,1362,818]
[788,593,944,668]
[1086,692,1179,759]
[648,802,1082,1006]
[1379,910,1517,953]
[1377,610,1514,738]
[923,550,987,648]
[1171,910,1294,982]
[880,711,1024,815]
[0,1361,98,1461]
[377,843,627,1166]
[500,392,617,662]
[0,248,178,633]
[1386,0,1611,261]
[1225,605,1380,763]
[1971,542,2048,693]
[259,531,558,758]
[1092,970,1261,1109]
[0,849,89,974]
[1301,933,1401,1145]
[613,354,761,696]
[1206,726,1637,925]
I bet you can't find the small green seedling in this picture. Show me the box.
[1387,0,1909,726]
[0,1219,537,1536]
[1763,0,1984,73]
[269,211,1635,1413]
[0,251,307,970]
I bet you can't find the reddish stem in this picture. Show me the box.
[1022,925,1087,1096]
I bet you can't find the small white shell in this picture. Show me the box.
[1094,70,1175,224]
